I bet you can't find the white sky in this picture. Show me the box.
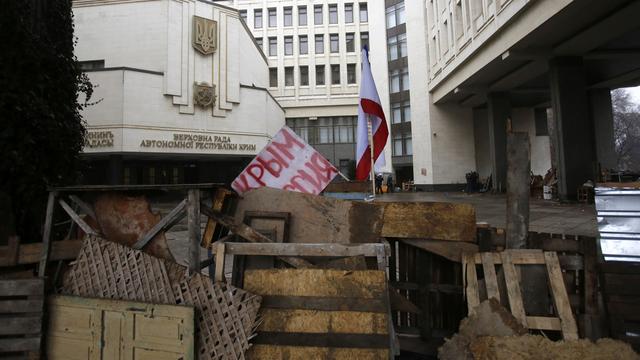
[623,86,640,105]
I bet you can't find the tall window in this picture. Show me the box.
[255,37,263,49]
[387,33,407,61]
[284,36,293,55]
[314,5,323,25]
[345,3,354,23]
[316,65,325,85]
[405,136,413,155]
[331,64,340,85]
[285,67,294,86]
[389,66,409,92]
[330,34,339,53]
[315,34,324,54]
[254,9,263,28]
[347,63,356,84]
[386,3,406,28]
[329,4,338,24]
[361,32,369,50]
[269,37,277,56]
[299,35,308,55]
[268,8,277,27]
[393,134,402,156]
[298,6,307,26]
[284,7,292,26]
[346,33,355,52]
[391,102,411,123]
[300,66,309,86]
[269,68,277,87]
[240,10,247,23]
[359,3,368,22]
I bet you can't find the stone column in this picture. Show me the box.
[589,88,617,171]
[487,93,511,192]
[548,57,596,200]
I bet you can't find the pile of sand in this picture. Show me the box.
[439,299,639,360]
[470,334,639,360]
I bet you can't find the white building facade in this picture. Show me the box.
[73,0,284,185]
[227,0,392,178]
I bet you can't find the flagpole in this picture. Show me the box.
[367,114,376,197]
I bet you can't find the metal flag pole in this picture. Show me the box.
[367,115,376,197]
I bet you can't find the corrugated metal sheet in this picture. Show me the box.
[595,186,640,262]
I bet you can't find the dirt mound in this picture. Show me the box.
[439,299,528,360]
[470,334,639,360]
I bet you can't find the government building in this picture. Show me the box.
[73,0,284,185]
[74,0,640,200]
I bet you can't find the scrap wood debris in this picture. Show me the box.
[470,334,639,360]
[62,235,261,360]
[439,299,639,360]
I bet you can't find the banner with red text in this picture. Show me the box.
[231,126,338,195]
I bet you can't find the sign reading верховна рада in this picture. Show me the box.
[231,126,338,195]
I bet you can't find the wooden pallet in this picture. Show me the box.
[0,278,45,358]
[462,250,579,340]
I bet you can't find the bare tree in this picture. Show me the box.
[611,88,640,171]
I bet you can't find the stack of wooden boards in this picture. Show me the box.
[244,269,392,360]
[0,278,44,358]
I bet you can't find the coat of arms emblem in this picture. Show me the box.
[194,82,216,108]
[193,16,217,55]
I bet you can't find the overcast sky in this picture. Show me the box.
[623,86,640,105]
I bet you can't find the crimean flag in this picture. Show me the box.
[355,47,389,180]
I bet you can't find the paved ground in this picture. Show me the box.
[376,191,598,237]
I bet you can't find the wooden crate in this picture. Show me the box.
[600,261,640,351]
[387,240,465,356]
[0,278,44,358]
[463,250,579,340]
[47,295,194,359]
[243,268,392,360]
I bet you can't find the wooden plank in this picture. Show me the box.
[525,316,562,331]
[233,187,384,245]
[501,251,527,326]
[15,240,82,265]
[58,199,99,237]
[0,279,44,296]
[38,191,57,277]
[247,344,389,360]
[544,252,579,340]
[581,237,598,317]
[463,253,480,314]
[603,273,640,296]
[380,202,476,241]
[5,236,20,267]
[0,299,44,313]
[244,269,386,299]
[187,189,201,274]
[200,206,314,269]
[202,188,233,248]
[132,198,187,250]
[399,239,478,262]
[0,337,41,353]
[258,309,388,334]
[68,195,97,221]
[208,242,386,257]
[253,332,389,349]
[473,250,545,265]
[0,316,42,335]
[214,242,226,282]
[53,183,224,192]
[261,295,388,313]
[481,252,500,302]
